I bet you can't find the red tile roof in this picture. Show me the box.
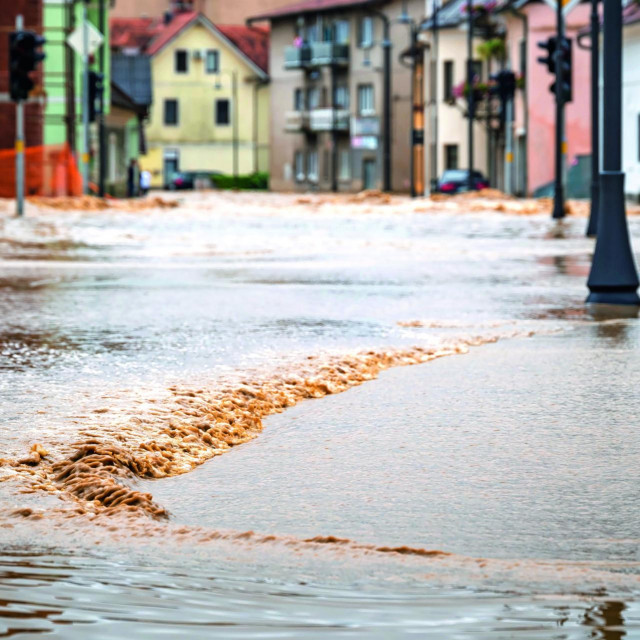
[146,11,199,56]
[249,0,376,21]
[110,17,162,50]
[217,25,270,73]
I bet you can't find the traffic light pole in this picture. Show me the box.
[586,0,640,305]
[586,0,600,236]
[467,0,474,192]
[82,1,90,195]
[15,14,25,218]
[504,94,514,195]
[552,0,566,219]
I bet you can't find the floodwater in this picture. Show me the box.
[1,192,640,638]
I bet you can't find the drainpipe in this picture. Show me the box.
[98,0,106,197]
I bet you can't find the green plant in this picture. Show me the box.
[211,172,269,190]
[477,37,506,61]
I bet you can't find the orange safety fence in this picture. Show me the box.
[0,143,83,198]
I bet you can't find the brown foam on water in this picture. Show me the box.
[4,333,524,519]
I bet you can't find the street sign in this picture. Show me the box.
[542,0,581,16]
[66,21,103,56]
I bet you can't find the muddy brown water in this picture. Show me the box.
[1,193,639,637]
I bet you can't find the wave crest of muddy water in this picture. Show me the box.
[5,333,528,518]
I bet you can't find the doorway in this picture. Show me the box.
[363,158,376,190]
[163,149,179,188]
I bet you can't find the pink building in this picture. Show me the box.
[504,0,593,196]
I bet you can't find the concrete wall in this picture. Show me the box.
[140,20,269,186]
[505,2,592,195]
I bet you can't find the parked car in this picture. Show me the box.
[166,171,217,190]
[436,169,489,194]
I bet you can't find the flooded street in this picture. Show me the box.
[1,192,639,637]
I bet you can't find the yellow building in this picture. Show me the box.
[138,11,269,187]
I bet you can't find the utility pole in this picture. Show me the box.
[98,0,106,197]
[552,0,566,219]
[431,0,439,193]
[586,0,640,305]
[15,15,25,218]
[233,70,239,188]
[82,0,90,195]
[466,0,474,191]
[586,0,600,236]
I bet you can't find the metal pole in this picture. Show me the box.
[233,71,238,187]
[82,1,90,195]
[15,14,24,218]
[382,22,392,192]
[552,0,566,218]
[504,95,514,195]
[98,0,106,197]
[467,0,474,191]
[410,27,416,198]
[586,0,600,236]
[432,0,439,192]
[586,0,640,305]
[331,64,338,192]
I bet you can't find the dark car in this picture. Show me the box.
[436,169,489,194]
[166,171,218,190]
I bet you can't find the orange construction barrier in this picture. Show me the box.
[0,143,82,198]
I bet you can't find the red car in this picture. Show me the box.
[436,169,490,194]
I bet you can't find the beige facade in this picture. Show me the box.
[140,18,269,187]
[420,24,490,187]
[263,0,424,193]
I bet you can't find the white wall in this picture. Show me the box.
[623,22,640,199]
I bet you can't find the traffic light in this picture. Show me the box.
[88,71,105,122]
[550,37,572,103]
[490,70,517,102]
[9,30,46,102]
[537,36,557,74]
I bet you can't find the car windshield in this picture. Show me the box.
[441,170,468,182]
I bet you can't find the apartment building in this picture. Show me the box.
[250,0,424,193]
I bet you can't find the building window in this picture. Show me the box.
[205,49,219,73]
[164,99,178,125]
[339,149,350,180]
[175,50,188,73]
[323,149,330,182]
[308,150,318,182]
[307,86,320,109]
[445,144,458,170]
[334,85,349,109]
[294,150,305,182]
[444,60,454,100]
[471,59,482,82]
[357,84,374,115]
[215,99,230,125]
[334,20,350,44]
[358,16,374,48]
[294,88,305,110]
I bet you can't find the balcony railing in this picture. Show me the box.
[309,108,350,132]
[285,110,310,132]
[310,42,349,67]
[284,45,311,69]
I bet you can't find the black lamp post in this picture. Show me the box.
[586,0,640,305]
[467,0,474,191]
[586,0,600,236]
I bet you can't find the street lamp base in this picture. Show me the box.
[586,181,599,237]
[586,171,640,305]
[586,289,640,306]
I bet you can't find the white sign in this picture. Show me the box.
[542,0,582,16]
[351,136,378,150]
[66,21,104,57]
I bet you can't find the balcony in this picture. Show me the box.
[284,45,311,69]
[285,110,310,132]
[309,108,350,132]
[310,42,349,67]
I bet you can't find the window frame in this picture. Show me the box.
[307,149,319,183]
[444,144,459,170]
[175,49,189,74]
[294,150,306,182]
[443,60,454,101]
[215,98,231,126]
[339,148,351,181]
[358,16,374,48]
[357,83,374,116]
[205,49,219,74]
[163,98,179,126]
